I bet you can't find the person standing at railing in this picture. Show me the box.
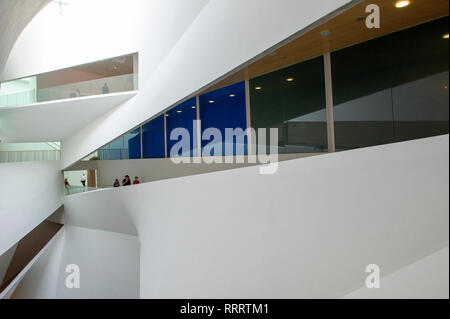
[122,175,131,186]
[65,178,70,195]
[81,173,87,187]
[102,82,110,94]
[113,179,120,188]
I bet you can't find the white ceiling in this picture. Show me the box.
[0,0,50,73]
[0,91,137,143]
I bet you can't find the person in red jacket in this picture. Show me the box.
[133,176,140,185]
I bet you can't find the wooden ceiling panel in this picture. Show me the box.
[203,0,449,93]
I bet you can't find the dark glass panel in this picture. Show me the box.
[331,16,449,150]
[250,56,327,154]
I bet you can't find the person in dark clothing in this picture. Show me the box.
[113,179,120,188]
[102,83,110,94]
[122,175,131,186]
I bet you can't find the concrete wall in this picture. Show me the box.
[0,161,63,256]
[63,135,449,298]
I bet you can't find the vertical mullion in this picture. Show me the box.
[323,52,336,153]
[245,79,252,155]
[122,135,125,160]
[140,126,143,159]
[164,113,168,158]
[196,95,202,158]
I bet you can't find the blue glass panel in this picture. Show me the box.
[142,114,165,158]
[108,136,124,160]
[98,148,109,160]
[166,97,198,157]
[200,81,247,156]
[124,128,141,159]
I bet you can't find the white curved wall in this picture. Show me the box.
[0,0,50,73]
[63,135,449,298]
[0,161,63,256]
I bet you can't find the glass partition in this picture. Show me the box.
[0,150,60,163]
[391,17,449,142]
[166,98,198,157]
[98,128,141,160]
[0,53,137,108]
[124,129,141,159]
[200,82,247,156]
[70,17,448,187]
[142,115,165,158]
[36,73,135,103]
[331,16,449,151]
[0,142,60,163]
[250,56,328,154]
[0,76,37,107]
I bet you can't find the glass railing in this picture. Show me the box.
[97,148,135,161]
[0,150,60,163]
[64,185,111,196]
[0,90,37,107]
[0,73,136,108]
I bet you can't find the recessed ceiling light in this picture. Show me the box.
[165,114,169,117]
[192,106,196,109]
[255,86,262,90]
[229,94,236,97]
[177,110,182,113]
[209,100,215,103]
[320,30,331,37]
[113,66,118,70]
[286,77,294,82]
[444,85,449,89]
[443,33,449,39]
[395,1,410,8]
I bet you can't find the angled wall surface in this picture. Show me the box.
[342,247,449,299]
[0,161,63,256]
[5,227,64,299]
[63,135,449,298]
[10,226,140,299]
